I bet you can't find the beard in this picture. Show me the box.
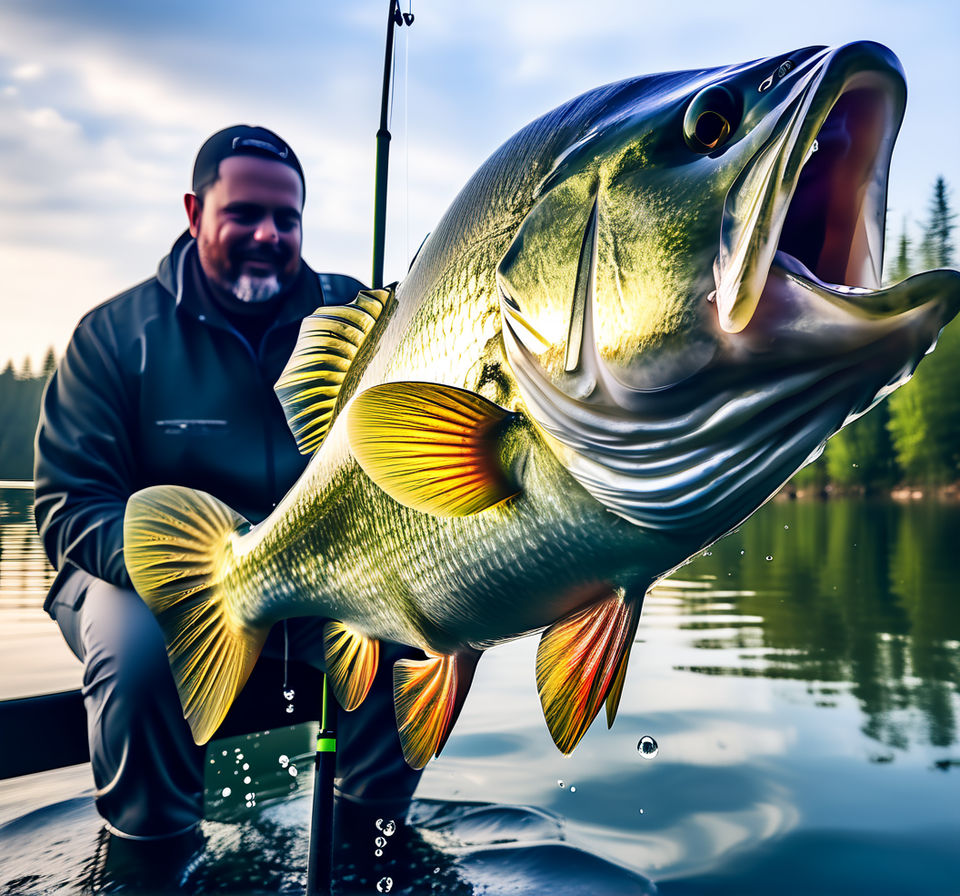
[230,273,283,303]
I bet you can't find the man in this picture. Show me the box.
[34,126,420,875]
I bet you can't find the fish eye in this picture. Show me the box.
[683,85,741,153]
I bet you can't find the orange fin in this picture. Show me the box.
[347,382,519,517]
[322,621,380,711]
[536,589,641,754]
[393,650,480,769]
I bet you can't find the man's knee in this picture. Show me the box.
[78,579,175,701]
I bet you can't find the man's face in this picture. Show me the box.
[186,154,304,303]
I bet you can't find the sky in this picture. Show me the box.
[1,0,958,368]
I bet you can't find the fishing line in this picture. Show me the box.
[403,2,412,269]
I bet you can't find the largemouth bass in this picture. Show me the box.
[125,41,960,768]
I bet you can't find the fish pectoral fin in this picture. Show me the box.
[536,588,642,754]
[274,287,396,455]
[322,621,380,711]
[393,649,480,769]
[124,485,267,745]
[347,382,520,517]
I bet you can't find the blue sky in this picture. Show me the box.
[1,0,958,367]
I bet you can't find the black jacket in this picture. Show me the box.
[35,231,364,611]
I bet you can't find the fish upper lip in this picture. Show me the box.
[714,42,907,333]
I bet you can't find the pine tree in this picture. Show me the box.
[888,177,960,483]
[41,346,57,381]
[888,220,912,284]
[919,176,956,268]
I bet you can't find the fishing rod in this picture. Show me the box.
[372,0,415,288]
[306,6,416,894]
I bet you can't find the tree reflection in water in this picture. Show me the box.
[676,499,960,753]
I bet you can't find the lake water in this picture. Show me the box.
[1,483,958,894]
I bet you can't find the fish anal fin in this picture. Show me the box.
[536,588,641,754]
[274,287,395,455]
[347,381,519,517]
[322,621,380,711]
[393,650,480,769]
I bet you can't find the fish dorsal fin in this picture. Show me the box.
[393,650,480,769]
[275,287,395,455]
[322,621,380,711]
[347,382,520,517]
[536,588,642,754]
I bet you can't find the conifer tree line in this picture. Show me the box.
[0,347,57,480]
[1,177,958,487]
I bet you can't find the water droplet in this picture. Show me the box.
[376,877,393,893]
[639,808,645,814]
[283,689,295,701]
[765,555,773,561]
[784,524,789,530]
[433,867,440,874]
[278,754,290,768]
[570,786,577,793]
[557,779,565,788]
[245,792,255,800]
[704,550,712,556]
[381,820,396,836]
[243,776,251,784]
[375,818,384,831]
[637,735,659,759]
[289,766,298,777]
[739,550,745,556]
[242,762,249,770]
[375,837,387,848]
[236,752,244,760]
[285,704,295,714]
[221,750,228,757]
[221,787,232,797]
[375,849,383,857]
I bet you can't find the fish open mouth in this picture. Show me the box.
[776,82,893,293]
[715,44,908,332]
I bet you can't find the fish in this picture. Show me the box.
[124,41,960,769]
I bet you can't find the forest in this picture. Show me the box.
[1,178,957,490]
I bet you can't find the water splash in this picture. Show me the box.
[637,736,659,759]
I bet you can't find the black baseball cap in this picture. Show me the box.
[192,125,305,199]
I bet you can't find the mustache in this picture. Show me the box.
[231,246,291,266]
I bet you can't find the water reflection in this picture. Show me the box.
[0,485,56,610]
[674,500,960,752]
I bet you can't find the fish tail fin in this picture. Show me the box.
[123,485,268,745]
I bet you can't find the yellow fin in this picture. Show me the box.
[536,589,641,754]
[123,485,268,745]
[393,651,479,769]
[322,621,380,711]
[347,382,518,517]
[274,288,395,455]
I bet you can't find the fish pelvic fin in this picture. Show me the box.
[123,485,267,745]
[322,621,380,711]
[347,382,520,517]
[275,287,396,455]
[393,650,480,769]
[536,589,641,754]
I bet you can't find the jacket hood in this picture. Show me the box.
[156,229,195,301]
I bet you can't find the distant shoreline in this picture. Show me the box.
[3,477,960,503]
[778,483,960,502]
